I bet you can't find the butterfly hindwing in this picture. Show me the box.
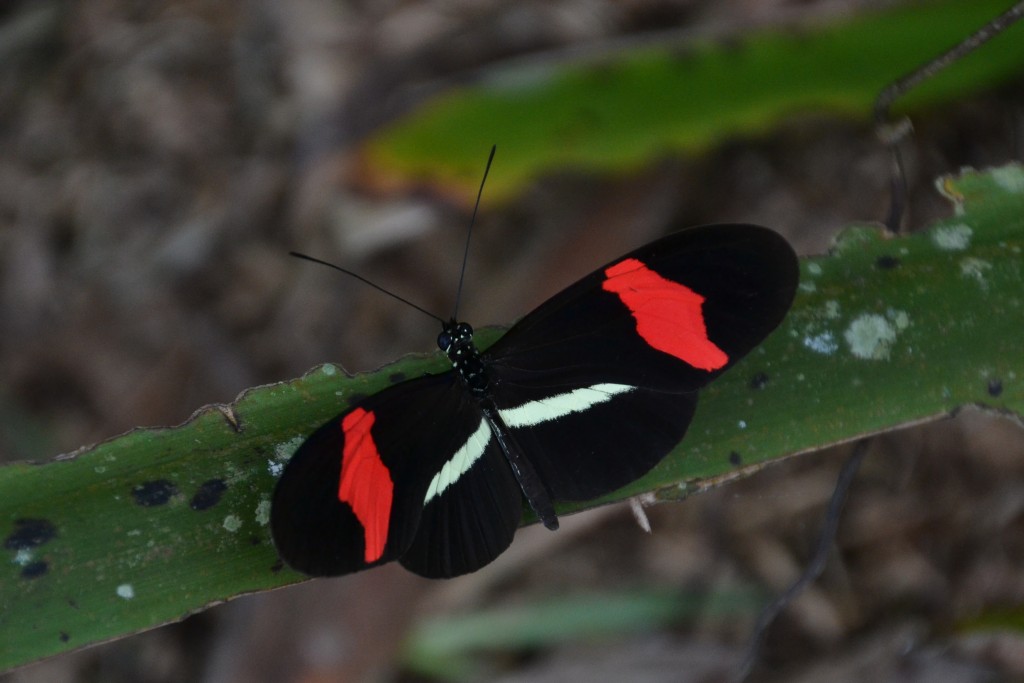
[399,414,521,577]
[271,373,521,577]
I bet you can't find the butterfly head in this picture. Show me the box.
[438,321,474,354]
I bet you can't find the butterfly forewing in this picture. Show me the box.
[482,224,797,500]
[485,224,796,390]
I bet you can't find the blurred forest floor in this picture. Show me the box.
[1,1,1023,681]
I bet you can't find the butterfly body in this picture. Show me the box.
[271,224,798,578]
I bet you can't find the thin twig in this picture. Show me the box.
[874,1,1024,124]
[874,1,1024,231]
[732,440,871,682]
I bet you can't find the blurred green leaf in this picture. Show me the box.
[360,0,1024,201]
[958,606,1024,634]
[402,587,764,680]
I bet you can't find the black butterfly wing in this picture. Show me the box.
[484,224,798,500]
[270,372,521,578]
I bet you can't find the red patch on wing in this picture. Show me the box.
[602,258,728,371]
[338,408,394,563]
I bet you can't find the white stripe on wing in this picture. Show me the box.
[499,383,636,428]
[424,418,493,504]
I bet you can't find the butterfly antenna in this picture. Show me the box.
[451,145,497,322]
[289,252,445,324]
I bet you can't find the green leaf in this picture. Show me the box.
[402,587,764,680]
[360,0,1024,201]
[1,164,1023,672]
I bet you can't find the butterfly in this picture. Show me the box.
[271,223,798,578]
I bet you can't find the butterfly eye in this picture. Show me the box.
[437,332,452,350]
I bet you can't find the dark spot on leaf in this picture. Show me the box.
[68,599,79,609]
[190,479,228,511]
[4,518,57,550]
[389,372,406,384]
[729,451,743,466]
[749,372,769,390]
[59,631,70,643]
[875,255,901,270]
[347,393,368,404]
[271,559,284,573]
[988,379,1003,397]
[250,536,261,546]
[131,480,178,507]
[21,561,49,579]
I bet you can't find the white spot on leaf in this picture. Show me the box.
[255,500,271,526]
[992,166,1024,193]
[270,436,304,476]
[887,309,910,331]
[117,584,135,600]
[932,224,972,251]
[798,281,817,293]
[803,332,838,355]
[959,257,993,288]
[845,314,899,360]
